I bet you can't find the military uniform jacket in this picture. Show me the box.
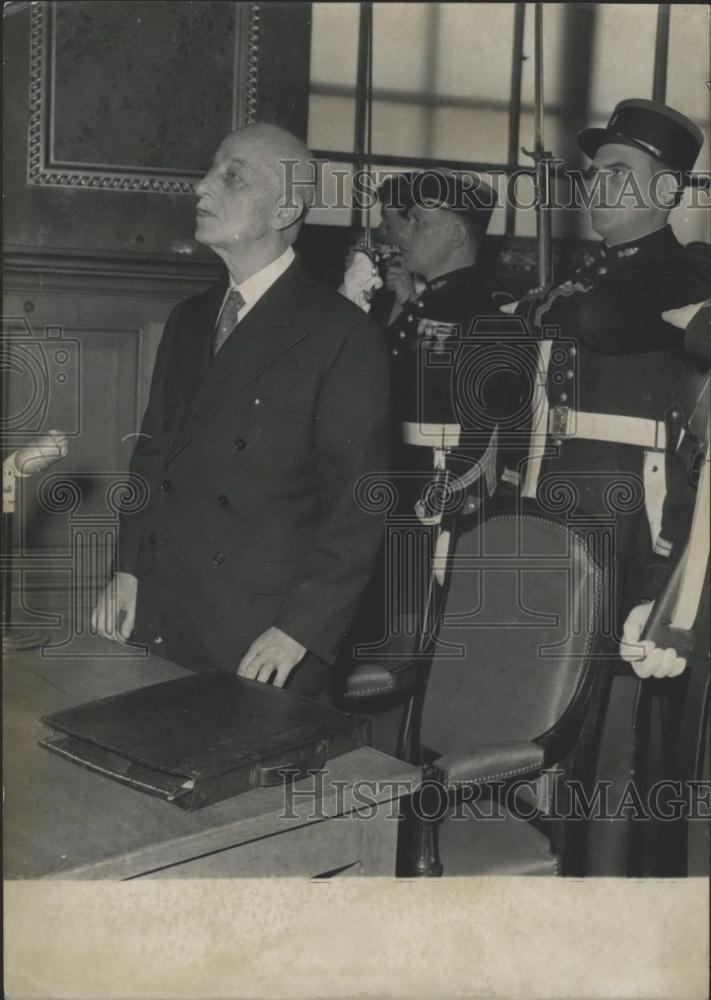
[387,265,529,515]
[118,256,390,672]
[518,225,710,607]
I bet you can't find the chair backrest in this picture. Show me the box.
[420,512,603,756]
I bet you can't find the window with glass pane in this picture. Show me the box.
[307,2,709,242]
[369,3,514,163]
[308,3,359,154]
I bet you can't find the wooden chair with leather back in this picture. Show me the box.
[343,507,610,876]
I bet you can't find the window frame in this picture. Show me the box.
[308,2,679,236]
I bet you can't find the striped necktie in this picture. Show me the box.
[212,288,245,356]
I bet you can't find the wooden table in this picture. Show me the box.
[4,636,419,879]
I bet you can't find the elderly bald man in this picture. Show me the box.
[93,123,389,700]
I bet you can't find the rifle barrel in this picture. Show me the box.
[534,3,552,287]
[534,2,545,151]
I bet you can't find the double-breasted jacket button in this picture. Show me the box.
[566,369,574,380]
[148,532,156,544]
[213,552,226,565]
[559,392,568,403]
[217,494,229,506]
[234,437,246,450]
[391,348,399,357]
[160,479,172,492]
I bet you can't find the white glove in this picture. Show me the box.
[661,301,707,330]
[339,250,383,313]
[7,429,69,477]
[432,529,451,587]
[619,602,687,679]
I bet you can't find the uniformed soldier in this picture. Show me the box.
[509,99,710,874]
[343,173,529,672]
[391,171,529,526]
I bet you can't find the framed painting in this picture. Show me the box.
[27,0,260,193]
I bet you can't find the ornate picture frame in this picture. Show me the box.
[27,1,261,194]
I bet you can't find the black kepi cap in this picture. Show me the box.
[578,98,703,176]
[377,172,414,214]
[410,170,497,233]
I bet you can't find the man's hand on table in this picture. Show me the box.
[91,572,137,643]
[237,626,307,687]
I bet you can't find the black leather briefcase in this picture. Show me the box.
[39,671,371,810]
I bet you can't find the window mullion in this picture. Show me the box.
[652,3,671,103]
[506,2,527,236]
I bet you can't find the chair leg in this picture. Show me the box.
[410,813,444,877]
[405,775,445,877]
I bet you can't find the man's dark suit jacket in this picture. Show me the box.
[118,255,390,681]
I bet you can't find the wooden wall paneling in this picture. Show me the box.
[3,1,313,262]
[2,276,206,619]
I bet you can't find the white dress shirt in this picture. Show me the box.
[220,246,296,325]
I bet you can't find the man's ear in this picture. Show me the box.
[272,197,304,232]
[448,219,468,249]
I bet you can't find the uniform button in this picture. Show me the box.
[598,266,608,275]
[148,532,156,544]
[160,479,172,492]
[213,552,225,565]
[161,421,169,433]
[399,331,406,339]
[154,636,163,645]
[217,494,229,506]
[566,369,574,380]
[569,346,577,357]
[234,437,246,450]
[559,393,568,403]
[391,348,399,356]
[406,314,414,323]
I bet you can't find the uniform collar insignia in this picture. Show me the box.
[616,245,640,258]
[426,266,478,293]
[604,225,674,261]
